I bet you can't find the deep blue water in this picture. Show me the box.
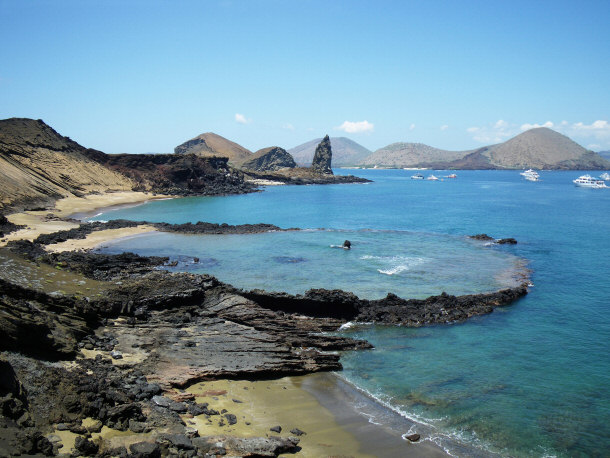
[95,169,610,457]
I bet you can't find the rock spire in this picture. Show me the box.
[311,135,333,175]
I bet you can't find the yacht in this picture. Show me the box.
[573,175,608,188]
[427,175,439,181]
[445,173,457,178]
[520,169,540,181]
[600,172,610,181]
[411,173,424,180]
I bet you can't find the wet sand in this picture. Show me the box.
[183,374,449,457]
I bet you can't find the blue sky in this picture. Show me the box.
[1,0,609,154]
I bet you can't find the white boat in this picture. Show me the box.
[600,172,610,180]
[445,173,457,178]
[427,175,439,181]
[411,173,424,180]
[573,175,608,188]
[520,169,540,181]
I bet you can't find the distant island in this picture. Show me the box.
[176,125,609,171]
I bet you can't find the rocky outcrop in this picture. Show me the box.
[245,167,370,185]
[311,135,333,174]
[90,153,256,196]
[289,137,372,167]
[240,146,297,172]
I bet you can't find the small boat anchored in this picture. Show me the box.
[520,169,540,181]
[427,175,439,181]
[411,173,424,180]
[573,175,608,188]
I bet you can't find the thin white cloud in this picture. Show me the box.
[282,123,295,131]
[521,121,554,131]
[567,120,610,145]
[440,124,449,131]
[571,120,610,132]
[335,120,374,134]
[466,119,516,143]
[235,113,251,124]
[409,123,415,130]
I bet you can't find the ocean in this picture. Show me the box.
[93,169,610,457]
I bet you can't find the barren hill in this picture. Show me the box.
[288,137,371,166]
[361,143,472,168]
[358,128,610,170]
[174,132,252,166]
[0,118,133,211]
[483,127,607,169]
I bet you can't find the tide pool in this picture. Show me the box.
[95,169,610,457]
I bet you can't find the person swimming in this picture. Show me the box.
[342,240,351,250]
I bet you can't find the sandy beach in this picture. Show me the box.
[1,191,168,249]
[181,374,449,458]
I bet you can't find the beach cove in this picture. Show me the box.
[1,168,609,456]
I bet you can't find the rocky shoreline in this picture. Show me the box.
[0,218,529,456]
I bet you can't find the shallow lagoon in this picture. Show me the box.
[96,169,610,457]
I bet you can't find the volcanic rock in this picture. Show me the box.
[311,135,333,174]
[241,146,297,172]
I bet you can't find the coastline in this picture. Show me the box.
[180,373,450,458]
[1,191,169,248]
[0,190,521,457]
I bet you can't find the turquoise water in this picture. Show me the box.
[95,169,610,457]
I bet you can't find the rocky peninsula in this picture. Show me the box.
[0,210,528,456]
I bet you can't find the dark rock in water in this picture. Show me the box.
[290,428,306,436]
[497,237,518,244]
[224,413,237,425]
[74,436,99,455]
[270,425,282,433]
[311,135,333,175]
[469,234,517,245]
[405,433,420,442]
[469,234,494,241]
[130,441,161,458]
[241,146,297,172]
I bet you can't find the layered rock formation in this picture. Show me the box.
[174,132,252,166]
[0,118,133,212]
[311,135,333,174]
[240,146,297,172]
